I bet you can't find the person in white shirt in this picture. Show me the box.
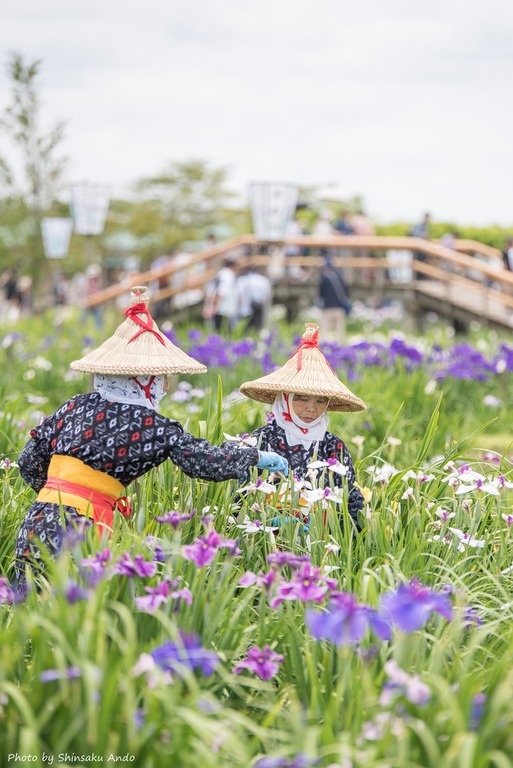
[313,210,335,238]
[202,257,240,332]
[236,266,272,330]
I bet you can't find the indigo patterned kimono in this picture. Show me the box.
[239,420,364,526]
[15,392,259,582]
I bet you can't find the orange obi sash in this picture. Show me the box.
[36,455,132,532]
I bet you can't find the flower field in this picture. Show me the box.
[2,309,513,767]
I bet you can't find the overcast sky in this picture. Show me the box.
[1,0,513,226]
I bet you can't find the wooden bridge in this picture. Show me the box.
[85,235,513,332]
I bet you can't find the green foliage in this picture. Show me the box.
[0,51,67,212]
[0,51,67,278]
[376,221,513,250]
[1,315,513,763]
[116,159,237,263]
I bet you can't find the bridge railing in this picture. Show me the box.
[83,235,513,326]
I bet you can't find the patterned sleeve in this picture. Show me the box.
[168,431,260,481]
[18,420,54,492]
[237,426,271,487]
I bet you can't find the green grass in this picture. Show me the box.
[1,313,513,765]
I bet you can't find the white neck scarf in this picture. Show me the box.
[272,393,329,449]
[94,374,167,411]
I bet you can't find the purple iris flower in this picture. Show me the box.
[270,563,334,608]
[81,549,111,579]
[134,708,145,730]
[153,545,166,563]
[306,593,369,645]
[469,693,486,731]
[267,551,311,570]
[463,606,483,628]
[221,537,241,556]
[379,580,453,633]
[0,577,14,605]
[151,632,220,677]
[162,328,178,345]
[113,553,157,578]
[183,529,240,568]
[364,607,393,641]
[143,535,167,562]
[233,645,284,680]
[238,570,278,592]
[155,510,196,529]
[135,578,192,614]
[40,666,82,683]
[64,581,89,603]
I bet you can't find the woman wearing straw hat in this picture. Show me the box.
[14,286,288,588]
[239,323,366,528]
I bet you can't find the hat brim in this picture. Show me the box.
[70,328,207,376]
[240,381,366,412]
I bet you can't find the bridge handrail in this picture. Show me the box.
[84,234,513,308]
[454,239,502,262]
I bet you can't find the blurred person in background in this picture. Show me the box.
[202,256,240,333]
[318,255,352,341]
[150,252,173,318]
[501,237,513,297]
[410,212,432,280]
[236,264,272,331]
[0,269,20,323]
[83,263,104,329]
[313,210,336,262]
[333,209,354,235]
[501,238,513,272]
[350,208,375,237]
[350,208,375,281]
[285,212,308,281]
[15,275,33,319]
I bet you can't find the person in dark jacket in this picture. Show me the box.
[319,255,351,342]
[239,323,366,530]
[14,286,288,587]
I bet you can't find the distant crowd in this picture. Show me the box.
[2,209,512,333]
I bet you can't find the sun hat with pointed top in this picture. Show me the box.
[70,286,207,376]
[240,322,366,412]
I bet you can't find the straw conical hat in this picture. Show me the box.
[240,323,366,412]
[70,286,207,376]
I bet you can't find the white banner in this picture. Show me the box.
[70,183,111,236]
[41,217,73,259]
[248,182,299,241]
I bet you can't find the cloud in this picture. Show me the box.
[0,0,512,223]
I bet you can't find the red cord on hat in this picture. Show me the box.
[125,303,166,345]
[295,329,319,371]
[293,327,337,376]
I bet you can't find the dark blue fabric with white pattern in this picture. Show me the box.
[239,420,364,526]
[15,392,259,582]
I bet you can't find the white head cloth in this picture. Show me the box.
[272,392,329,449]
[94,373,167,411]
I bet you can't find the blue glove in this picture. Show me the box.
[256,451,289,476]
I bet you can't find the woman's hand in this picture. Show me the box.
[256,451,289,476]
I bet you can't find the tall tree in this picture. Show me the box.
[0,51,67,213]
[126,159,235,259]
[0,52,67,275]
